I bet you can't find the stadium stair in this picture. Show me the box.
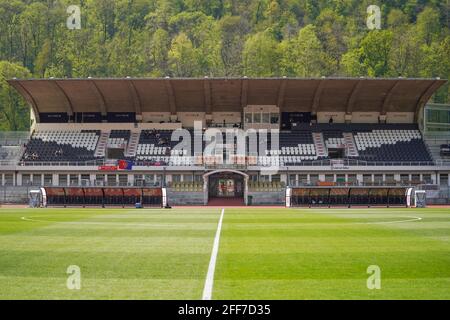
[125,131,140,158]
[312,132,328,157]
[94,132,109,158]
[343,132,359,157]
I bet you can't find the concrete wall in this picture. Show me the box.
[247,191,285,205]
[167,189,285,206]
[167,190,205,205]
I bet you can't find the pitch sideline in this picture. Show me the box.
[202,208,225,300]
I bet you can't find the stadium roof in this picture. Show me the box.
[8,77,447,122]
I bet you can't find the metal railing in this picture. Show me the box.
[288,181,437,188]
[1,158,449,168]
[15,159,106,167]
[0,131,30,146]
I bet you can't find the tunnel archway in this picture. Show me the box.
[203,170,249,206]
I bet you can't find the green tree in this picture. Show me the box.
[169,32,201,76]
[387,8,408,28]
[341,48,365,77]
[243,31,279,77]
[279,25,335,77]
[360,30,393,77]
[388,25,422,77]
[416,6,440,46]
[219,15,249,76]
[34,39,52,77]
[0,61,31,131]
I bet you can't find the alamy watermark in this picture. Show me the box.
[67,5,81,30]
[170,121,280,175]
[66,265,81,290]
[367,5,381,30]
[366,265,381,290]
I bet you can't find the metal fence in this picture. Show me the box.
[0,186,31,204]
[6,158,450,168]
[0,131,30,146]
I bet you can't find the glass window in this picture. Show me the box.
[70,174,79,186]
[289,174,296,186]
[194,175,203,182]
[363,174,372,184]
[310,174,319,184]
[347,174,357,184]
[4,174,13,186]
[59,174,68,186]
[325,174,334,182]
[107,174,116,186]
[336,174,345,184]
[22,174,31,186]
[440,174,448,186]
[80,174,90,186]
[271,174,280,182]
[253,113,261,124]
[119,174,128,186]
[95,174,105,186]
[262,113,270,123]
[32,174,41,186]
[400,174,409,183]
[134,174,144,186]
[374,174,383,185]
[385,174,395,185]
[427,109,450,124]
[245,113,252,123]
[44,174,53,186]
[144,174,154,185]
[270,113,279,124]
[299,174,307,185]
[172,174,181,182]
[422,174,432,184]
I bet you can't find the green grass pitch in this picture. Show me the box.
[0,207,449,299]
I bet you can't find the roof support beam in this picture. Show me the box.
[12,82,40,123]
[53,81,74,117]
[346,80,364,114]
[240,78,248,108]
[89,80,107,116]
[277,78,287,111]
[164,79,177,115]
[311,80,326,114]
[127,80,142,115]
[380,80,401,115]
[414,80,443,122]
[204,78,212,114]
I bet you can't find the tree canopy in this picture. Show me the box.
[0,0,449,130]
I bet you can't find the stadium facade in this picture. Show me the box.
[1,77,450,206]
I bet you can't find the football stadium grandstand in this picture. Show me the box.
[0,77,449,207]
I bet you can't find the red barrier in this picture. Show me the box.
[65,188,84,196]
[84,188,104,196]
[45,188,65,196]
[143,188,162,196]
[104,188,124,196]
[123,188,141,196]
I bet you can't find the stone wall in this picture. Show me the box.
[167,190,205,206]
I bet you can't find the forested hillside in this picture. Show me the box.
[0,0,449,130]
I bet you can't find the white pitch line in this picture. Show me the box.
[202,208,225,300]
[358,216,422,225]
